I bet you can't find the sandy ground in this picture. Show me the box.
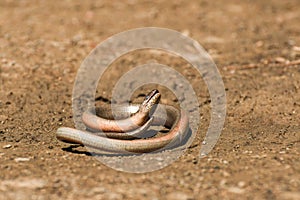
[0,0,299,199]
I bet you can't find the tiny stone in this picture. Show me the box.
[166,192,191,200]
[284,165,291,169]
[287,39,295,46]
[227,186,245,194]
[220,179,227,186]
[15,157,30,162]
[3,144,12,149]
[255,41,264,47]
[1,58,8,63]
[292,46,300,52]
[71,33,83,44]
[275,57,287,63]
[223,160,229,164]
[0,114,8,122]
[181,29,190,37]
[238,181,246,188]
[223,171,230,177]
[200,152,207,157]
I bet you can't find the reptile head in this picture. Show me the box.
[139,89,161,114]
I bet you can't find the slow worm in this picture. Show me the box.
[82,89,161,132]
[56,90,189,153]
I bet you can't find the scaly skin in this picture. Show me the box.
[56,90,189,153]
[57,105,189,153]
[82,89,160,132]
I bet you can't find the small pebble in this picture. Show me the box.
[1,58,8,64]
[222,171,230,177]
[255,41,264,47]
[287,39,296,46]
[181,29,190,37]
[227,186,245,194]
[220,179,227,186]
[166,192,192,200]
[200,152,207,157]
[14,157,30,162]
[3,144,12,149]
[292,46,300,52]
[238,181,246,188]
[275,57,287,63]
[0,114,8,122]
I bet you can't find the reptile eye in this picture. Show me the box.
[145,95,150,100]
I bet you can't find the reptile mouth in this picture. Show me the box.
[144,89,160,104]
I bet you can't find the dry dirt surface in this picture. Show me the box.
[0,0,300,200]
